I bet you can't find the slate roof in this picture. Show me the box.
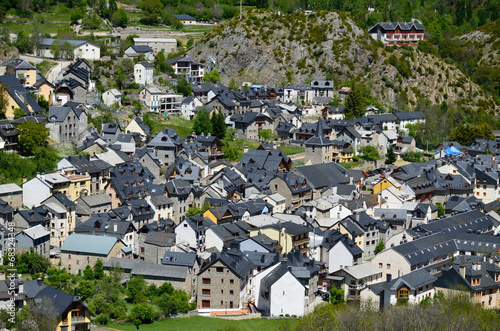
[384,269,436,290]
[0,75,42,115]
[368,21,425,33]
[261,263,296,290]
[4,58,37,70]
[201,248,255,278]
[174,14,196,20]
[61,233,122,255]
[129,45,154,53]
[161,251,197,267]
[144,231,175,247]
[293,162,349,189]
[34,286,94,318]
[394,111,425,121]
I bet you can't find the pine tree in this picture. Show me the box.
[211,110,226,139]
[344,85,365,120]
[385,146,397,164]
[193,108,212,135]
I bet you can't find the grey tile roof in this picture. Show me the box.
[61,233,122,255]
[161,251,197,267]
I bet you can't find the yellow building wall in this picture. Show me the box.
[250,228,294,253]
[37,82,53,104]
[203,210,218,224]
[373,178,398,194]
[333,222,365,252]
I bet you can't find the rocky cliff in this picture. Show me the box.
[187,9,497,111]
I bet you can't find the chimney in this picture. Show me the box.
[459,265,466,278]
[114,223,117,232]
[355,213,360,223]
[37,278,42,286]
[18,281,23,294]
[244,146,249,154]
[22,176,27,183]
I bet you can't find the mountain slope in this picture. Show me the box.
[187,9,497,112]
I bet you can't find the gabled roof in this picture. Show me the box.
[19,224,50,240]
[174,14,196,20]
[384,269,436,291]
[161,251,197,267]
[4,58,37,70]
[128,45,154,53]
[34,286,94,318]
[61,233,123,255]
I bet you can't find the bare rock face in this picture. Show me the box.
[187,9,496,111]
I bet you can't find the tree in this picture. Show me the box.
[111,8,128,27]
[374,239,385,254]
[358,146,380,161]
[127,276,147,303]
[83,265,94,280]
[385,146,397,164]
[258,129,277,142]
[13,107,25,119]
[77,280,95,301]
[436,203,445,217]
[14,249,51,274]
[132,100,143,116]
[17,121,49,156]
[210,110,226,139]
[328,285,344,305]
[0,83,8,119]
[223,147,238,161]
[343,85,365,120]
[115,66,127,90]
[131,303,155,323]
[175,78,192,96]
[203,69,221,83]
[93,259,105,280]
[185,203,211,217]
[38,95,49,112]
[140,0,163,25]
[193,108,212,135]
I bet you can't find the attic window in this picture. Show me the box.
[302,180,306,188]
[161,137,168,141]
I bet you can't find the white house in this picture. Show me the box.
[132,38,177,54]
[181,96,203,120]
[134,62,154,86]
[328,238,357,273]
[102,89,122,107]
[124,45,155,61]
[38,38,100,60]
[381,269,436,308]
[254,263,306,317]
[22,175,52,208]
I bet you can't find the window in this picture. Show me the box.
[221,290,224,294]
[202,278,211,284]
[202,300,210,308]
[230,279,234,284]
[216,267,224,272]
[386,264,391,269]
[69,254,71,260]
[230,290,234,295]
[379,263,383,268]
[398,288,409,300]
[202,289,210,295]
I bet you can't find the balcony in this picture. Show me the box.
[293,237,309,246]
[72,317,86,323]
[348,284,366,290]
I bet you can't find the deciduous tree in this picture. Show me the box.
[17,121,49,156]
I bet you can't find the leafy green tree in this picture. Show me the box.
[132,100,143,116]
[108,0,117,18]
[83,264,94,280]
[193,108,212,135]
[77,280,95,301]
[328,285,344,305]
[175,78,192,96]
[203,69,221,83]
[13,107,25,119]
[185,203,211,217]
[114,67,127,90]
[93,259,105,280]
[15,31,33,54]
[155,289,192,316]
[14,249,51,275]
[17,121,49,156]
[385,146,397,164]
[344,85,365,120]
[139,0,163,25]
[210,110,226,139]
[258,129,277,142]
[0,83,8,119]
[127,276,147,303]
[436,203,445,217]
[358,146,380,161]
[374,239,385,254]
[223,147,238,161]
[111,8,128,27]
[89,276,127,319]
[131,302,155,323]
[38,95,49,112]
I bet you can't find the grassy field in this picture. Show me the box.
[0,22,70,34]
[148,116,194,137]
[106,316,292,331]
[182,25,214,33]
[36,60,57,77]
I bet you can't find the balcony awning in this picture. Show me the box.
[326,275,345,281]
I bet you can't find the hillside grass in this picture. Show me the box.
[182,25,215,33]
[36,60,57,77]
[0,22,69,34]
[106,316,292,331]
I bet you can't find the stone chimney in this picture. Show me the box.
[18,281,23,294]
[244,146,249,154]
[459,265,466,278]
[37,278,43,286]
[114,223,118,232]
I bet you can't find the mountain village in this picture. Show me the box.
[0,15,500,330]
